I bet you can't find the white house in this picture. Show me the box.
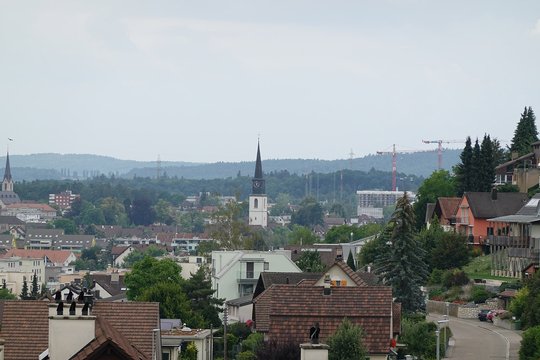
[211,250,300,303]
[0,256,45,296]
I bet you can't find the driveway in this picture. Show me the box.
[427,315,522,360]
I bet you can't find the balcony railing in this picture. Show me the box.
[237,271,257,284]
[487,235,532,247]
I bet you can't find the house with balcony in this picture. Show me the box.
[488,193,540,278]
[495,140,540,192]
[211,250,300,317]
[454,191,528,250]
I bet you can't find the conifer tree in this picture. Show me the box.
[346,251,357,272]
[454,137,473,196]
[374,193,428,313]
[510,106,538,157]
[471,138,481,191]
[20,277,28,300]
[30,275,39,300]
[479,134,495,192]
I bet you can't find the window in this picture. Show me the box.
[254,198,259,209]
[246,262,254,278]
[264,262,269,271]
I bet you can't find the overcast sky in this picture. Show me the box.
[1,1,540,163]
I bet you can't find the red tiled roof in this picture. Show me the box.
[1,249,74,264]
[0,301,49,360]
[0,300,159,360]
[70,317,147,360]
[253,284,394,354]
[4,203,56,211]
[436,197,461,221]
[93,302,159,359]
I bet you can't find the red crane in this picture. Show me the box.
[377,144,419,191]
[422,139,464,170]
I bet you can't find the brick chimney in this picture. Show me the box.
[48,296,96,359]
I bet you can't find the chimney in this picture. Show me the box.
[491,188,498,201]
[48,292,96,360]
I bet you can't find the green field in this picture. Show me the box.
[463,254,518,282]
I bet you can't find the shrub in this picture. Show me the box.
[442,269,470,288]
[519,325,540,360]
[510,287,529,319]
[241,333,264,353]
[470,285,492,304]
[327,318,367,360]
[256,340,300,360]
[237,351,256,360]
[428,269,444,285]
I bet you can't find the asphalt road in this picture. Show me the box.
[428,315,522,360]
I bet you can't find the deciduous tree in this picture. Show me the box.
[327,318,367,360]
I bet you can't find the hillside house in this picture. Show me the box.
[454,191,528,250]
[252,262,400,359]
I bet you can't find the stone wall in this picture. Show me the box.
[427,300,498,319]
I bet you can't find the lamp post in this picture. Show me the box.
[436,319,449,360]
[435,329,440,360]
[350,232,353,243]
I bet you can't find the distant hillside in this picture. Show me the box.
[0,150,461,181]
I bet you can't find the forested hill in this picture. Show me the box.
[1,149,461,181]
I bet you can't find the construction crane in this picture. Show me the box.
[422,139,464,170]
[377,144,419,191]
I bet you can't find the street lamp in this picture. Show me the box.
[350,232,353,242]
[436,319,449,360]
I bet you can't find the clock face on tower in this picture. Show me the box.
[253,180,262,189]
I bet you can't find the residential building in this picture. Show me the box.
[488,193,540,278]
[0,215,25,234]
[252,261,400,359]
[0,151,20,208]
[426,197,461,231]
[161,319,214,360]
[211,250,300,304]
[22,229,98,252]
[455,191,528,249]
[495,141,540,192]
[0,256,45,295]
[356,190,415,219]
[48,190,80,211]
[249,141,268,228]
[0,299,160,360]
[171,234,213,254]
[1,203,57,223]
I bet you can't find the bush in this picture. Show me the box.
[241,333,264,353]
[399,317,437,359]
[237,351,256,360]
[510,287,529,319]
[327,318,367,360]
[519,325,540,360]
[256,340,300,360]
[442,269,470,288]
[470,285,492,304]
[428,287,444,300]
[428,269,444,285]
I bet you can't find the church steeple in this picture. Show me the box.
[2,152,13,192]
[252,141,265,195]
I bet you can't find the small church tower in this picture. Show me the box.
[249,141,268,228]
[0,151,20,207]
[2,152,13,192]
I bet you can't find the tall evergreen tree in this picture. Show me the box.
[30,275,39,299]
[471,139,481,191]
[182,266,223,328]
[454,137,473,196]
[346,251,357,272]
[479,134,495,192]
[20,277,29,300]
[510,106,539,157]
[374,193,428,313]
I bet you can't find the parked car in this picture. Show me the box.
[478,309,490,321]
[487,309,506,322]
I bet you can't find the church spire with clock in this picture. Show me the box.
[249,141,268,227]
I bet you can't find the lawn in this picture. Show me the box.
[463,254,518,282]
